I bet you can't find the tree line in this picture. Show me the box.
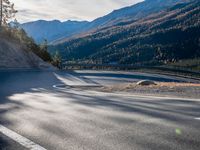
[0,0,17,26]
[0,0,62,68]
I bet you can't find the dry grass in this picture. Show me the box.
[101,82,200,92]
[157,82,200,87]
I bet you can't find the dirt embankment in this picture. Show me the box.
[0,37,53,70]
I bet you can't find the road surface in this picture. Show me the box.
[0,70,200,150]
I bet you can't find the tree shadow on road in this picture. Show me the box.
[0,70,200,150]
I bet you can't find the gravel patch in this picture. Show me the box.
[99,82,200,99]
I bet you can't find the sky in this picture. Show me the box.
[11,0,143,23]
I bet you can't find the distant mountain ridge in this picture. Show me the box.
[85,0,188,29]
[21,20,89,43]
[21,0,190,44]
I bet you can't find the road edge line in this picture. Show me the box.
[0,125,47,150]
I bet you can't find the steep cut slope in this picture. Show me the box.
[0,36,53,69]
[49,0,200,65]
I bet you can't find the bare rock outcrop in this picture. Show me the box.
[136,80,157,86]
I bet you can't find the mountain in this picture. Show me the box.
[21,0,189,44]
[0,30,53,69]
[84,0,190,30]
[21,20,89,43]
[49,0,200,66]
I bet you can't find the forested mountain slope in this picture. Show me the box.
[49,0,200,65]
[84,0,190,30]
[22,0,189,44]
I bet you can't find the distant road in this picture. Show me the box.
[64,64,200,78]
[0,70,200,150]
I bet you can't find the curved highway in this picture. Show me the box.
[0,70,200,150]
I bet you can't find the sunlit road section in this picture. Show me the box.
[0,70,200,150]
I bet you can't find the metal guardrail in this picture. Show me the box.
[64,63,200,73]
[63,63,200,80]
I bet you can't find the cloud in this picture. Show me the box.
[11,0,143,23]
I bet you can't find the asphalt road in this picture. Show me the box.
[0,70,200,150]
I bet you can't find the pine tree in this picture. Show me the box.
[0,0,17,27]
[52,51,62,69]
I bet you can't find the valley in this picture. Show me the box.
[48,0,200,68]
[0,0,200,149]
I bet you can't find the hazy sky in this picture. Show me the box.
[11,0,143,23]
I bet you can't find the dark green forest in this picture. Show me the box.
[49,1,200,67]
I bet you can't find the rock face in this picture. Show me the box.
[137,80,157,86]
[0,38,53,70]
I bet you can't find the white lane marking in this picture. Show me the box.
[0,125,47,150]
[53,84,69,89]
[57,87,200,101]
[53,84,102,90]
[195,118,200,120]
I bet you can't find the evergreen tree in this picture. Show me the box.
[52,51,62,69]
[0,0,17,27]
[40,39,48,52]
